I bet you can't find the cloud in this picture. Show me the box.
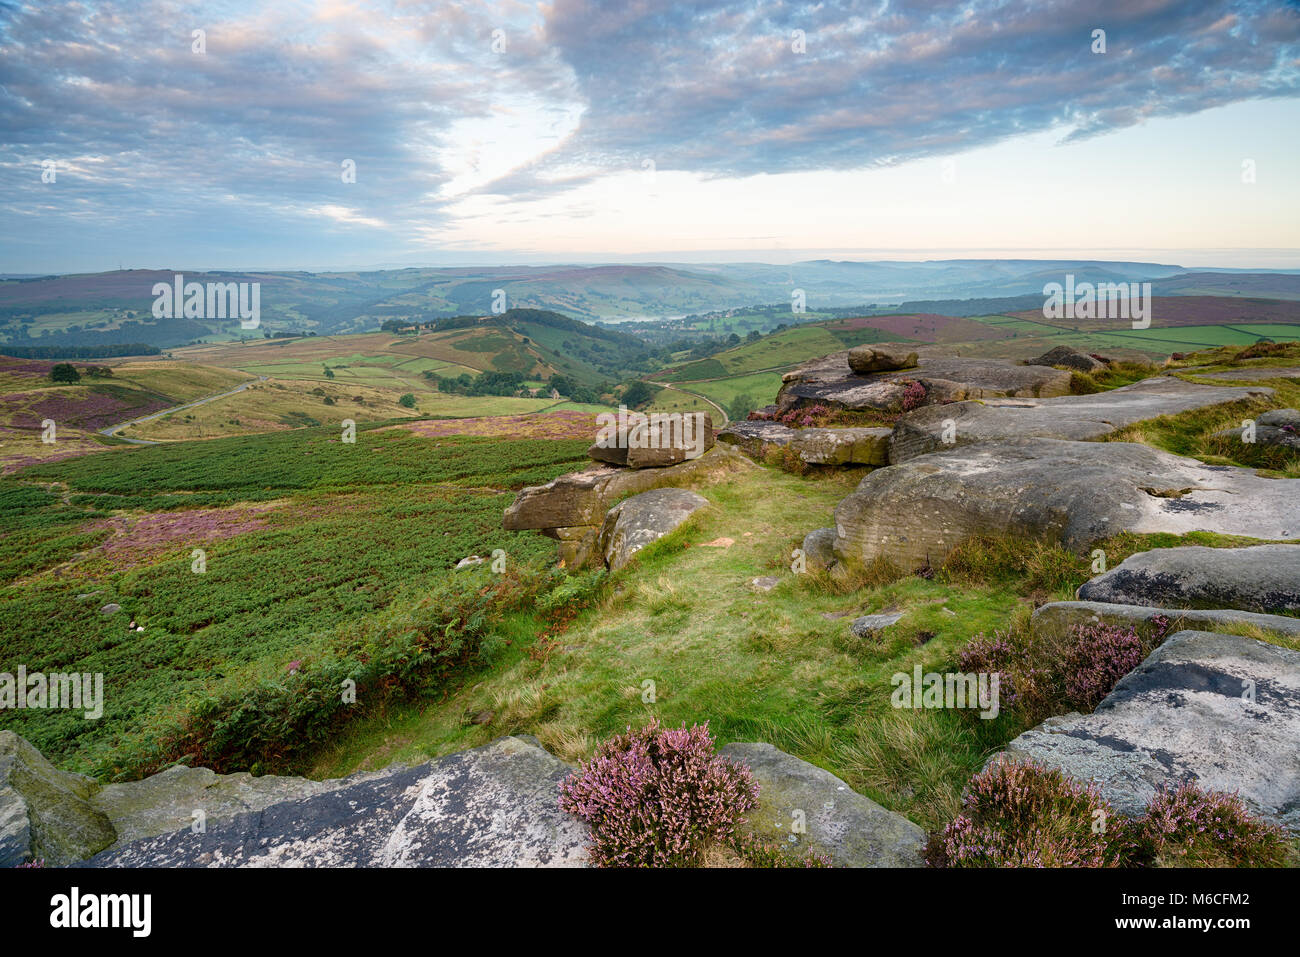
[0,0,1295,269]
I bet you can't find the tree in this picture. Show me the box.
[50,363,81,383]
[399,393,416,408]
[728,393,756,421]
[324,366,335,379]
[621,380,655,409]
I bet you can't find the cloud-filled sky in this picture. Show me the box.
[2,0,1298,273]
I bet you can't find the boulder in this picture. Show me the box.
[598,488,709,571]
[1212,408,1300,451]
[1194,367,1300,382]
[718,421,890,466]
[91,736,589,867]
[540,524,601,568]
[889,376,1272,463]
[588,412,714,468]
[93,765,341,849]
[849,612,903,639]
[999,631,1300,831]
[777,353,1072,414]
[801,527,836,571]
[833,438,1300,571]
[1076,544,1300,614]
[1031,600,1300,645]
[789,427,891,466]
[1028,345,1105,372]
[503,442,750,532]
[847,344,918,374]
[0,730,116,866]
[719,742,925,867]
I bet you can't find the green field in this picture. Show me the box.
[1,424,590,776]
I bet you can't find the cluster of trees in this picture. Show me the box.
[4,343,160,359]
[428,369,532,397]
[48,362,113,383]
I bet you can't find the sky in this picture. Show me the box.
[1,0,1299,274]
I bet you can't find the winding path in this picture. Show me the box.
[99,375,269,445]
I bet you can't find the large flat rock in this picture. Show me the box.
[1077,544,1300,614]
[718,421,890,466]
[832,438,1300,570]
[776,353,1072,413]
[1000,630,1300,831]
[90,736,589,867]
[719,743,924,867]
[889,376,1272,463]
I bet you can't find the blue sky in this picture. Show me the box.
[2,0,1298,273]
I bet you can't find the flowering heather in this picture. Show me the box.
[957,631,1030,711]
[776,404,831,428]
[82,503,280,570]
[899,379,927,412]
[1132,782,1289,868]
[394,410,600,441]
[0,387,171,432]
[559,719,758,867]
[1062,622,1144,711]
[933,756,1121,868]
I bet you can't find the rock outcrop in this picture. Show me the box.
[1076,544,1300,614]
[588,411,714,467]
[832,438,1300,570]
[717,421,891,466]
[999,630,1300,832]
[888,376,1271,463]
[1028,345,1105,372]
[599,488,708,571]
[719,743,925,867]
[1,730,115,867]
[504,443,751,567]
[776,353,1072,414]
[847,344,918,374]
[1212,408,1300,451]
[92,736,590,867]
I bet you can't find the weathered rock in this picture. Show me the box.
[1076,544,1300,614]
[889,376,1272,463]
[999,631,1300,831]
[540,524,601,568]
[718,421,890,466]
[849,612,903,639]
[833,438,1300,571]
[847,343,918,374]
[91,736,589,867]
[94,765,340,849]
[777,353,1072,414]
[789,427,892,466]
[801,527,837,571]
[750,576,780,591]
[504,442,749,532]
[1194,366,1300,382]
[98,603,121,616]
[1028,345,1105,372]
[716,419,795,456]
[0,731,116,866]
[1031,600,1300,644]
[588,412,714,468]
[598,488,708,571]
[719,742,925,867]
[1212,408,1300,451]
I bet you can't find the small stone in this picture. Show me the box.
[470,710,495,725]
[750,576,780,592]
[98,603,121,616]
[849,612,903,638]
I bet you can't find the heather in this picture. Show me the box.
[932,759,1288,869]
[930,756,1122,867]
[393,410,601,441]
[0,383,172,432]
[559,719,758,867]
